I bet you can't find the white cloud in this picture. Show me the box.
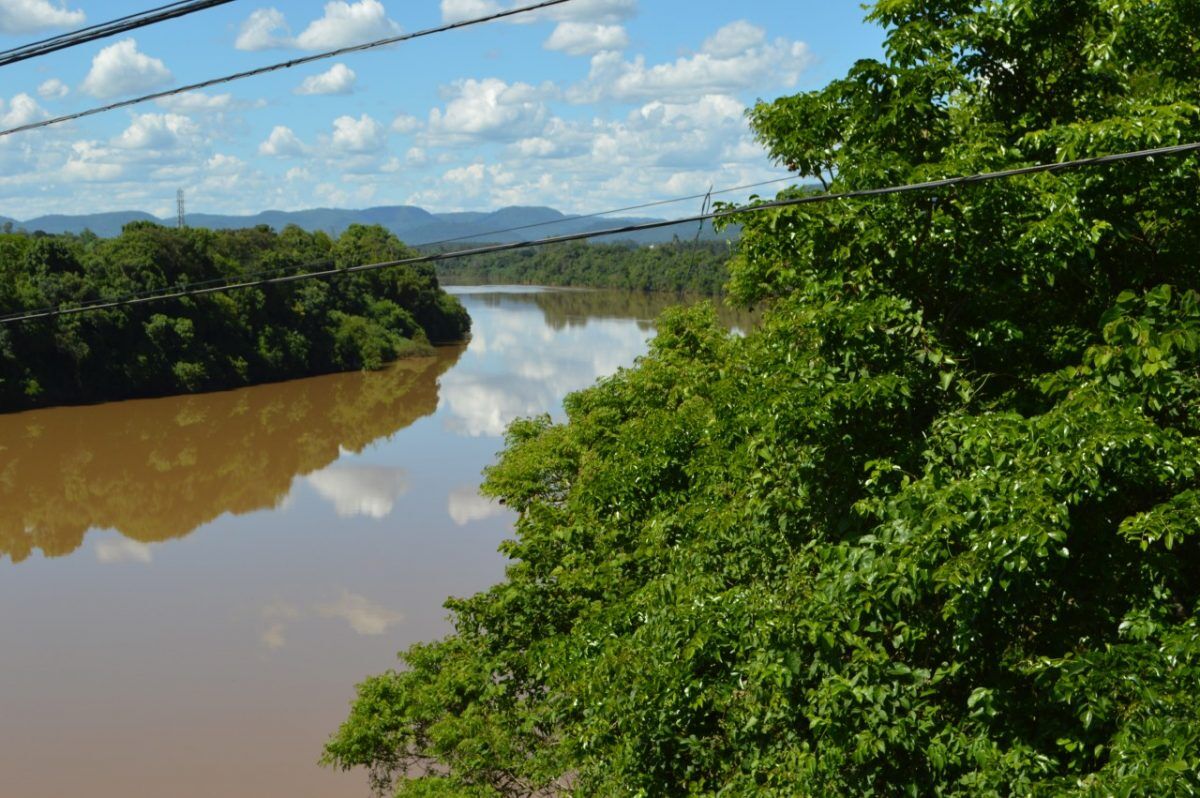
[427,78,551,142]
[330,113,386,153]
[448,485,507,525]
[702,18,764,57]
[0,92,46,128]
[570,21,812,104]
[544,22,627,55]
[295,0,399,49]
[58,141,123,183]
[306,463,407,517]
[391,113,421,134]
[296,63,356,95]
[95,537,152,564]
[113,112,199,150]
[547,0,636,23]
[235,7,291,50]
[156,91,234,113]
[258,125,307,157]
[442,0,635,24]
[440,0,498,23]
[37,78,69,100]
[317,590,403,635]
[207,153,243,173]
[80,39,173,99]
[0,0,84,34]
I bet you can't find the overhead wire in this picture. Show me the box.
[0,1,238,68]
[418,174,800,249]
[0,0,573,139]
[2,138,1198,326]
[0,172,802,308]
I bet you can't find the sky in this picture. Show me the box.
[0,0,885,219]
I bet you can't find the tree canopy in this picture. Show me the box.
[435,240,733,295]
[0,223,469,411]
[324,1,1200,794]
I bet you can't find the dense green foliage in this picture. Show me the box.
[0,223,469,411]
[325,1,1200,794]
[435,240,732,295]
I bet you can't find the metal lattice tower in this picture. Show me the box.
[176,189,186,229]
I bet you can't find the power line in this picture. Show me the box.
[2,139,1197,326]
[418,174,801,249]
[0,1,238,68]
[0,172,799,315]
[0,0,572,139]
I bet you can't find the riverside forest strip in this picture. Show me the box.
[433,240,734,295]
[0,223,469,412]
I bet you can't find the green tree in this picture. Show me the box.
[325,1,1200,795]
[0,223,470,411]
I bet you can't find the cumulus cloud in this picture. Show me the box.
[37,78,69,100]
[391,113,421,134]
[440,0,498,23]
[701,18,764,57]
[156,91,234,113]
[0,0,84,34]
[441,0,635,24]
[296,63,356,95]
[317,590,403,635]
[427,78,552,143]
[306,463,407,517]
[569,20,812,104]
[258,125,307,157]
[234,7,290,50]
[330,113,386,153]
[80,39,172,99]
[0,92,46,128]
[547,0,636,23]
[60,143,124,182]
[295,0,400,49]
[544,21,628,55]
[113,112,200,150]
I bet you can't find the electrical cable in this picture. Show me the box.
[0,0,573,139]
[0,1,238,68]
[418,174,800,249]
[2,138,1197,326]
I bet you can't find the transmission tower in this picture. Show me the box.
[176,188,186,229]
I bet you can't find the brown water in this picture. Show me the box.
[0,287,743,798]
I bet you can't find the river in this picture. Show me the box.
[0,286,747,798]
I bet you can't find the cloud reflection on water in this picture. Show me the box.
[94,537,154,565]
[441,291,656,438]
[448,485,508,526]
[305,464,410,519]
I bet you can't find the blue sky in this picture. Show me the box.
[0,0,885,218]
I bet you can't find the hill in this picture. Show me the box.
[1,204,737,245]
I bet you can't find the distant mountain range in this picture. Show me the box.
[0,204,736,246]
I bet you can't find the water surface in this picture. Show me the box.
[0,287,736,797]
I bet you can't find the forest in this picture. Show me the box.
[324,0,1200,795]
[0,222,469,412]
[433,239,732,294]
